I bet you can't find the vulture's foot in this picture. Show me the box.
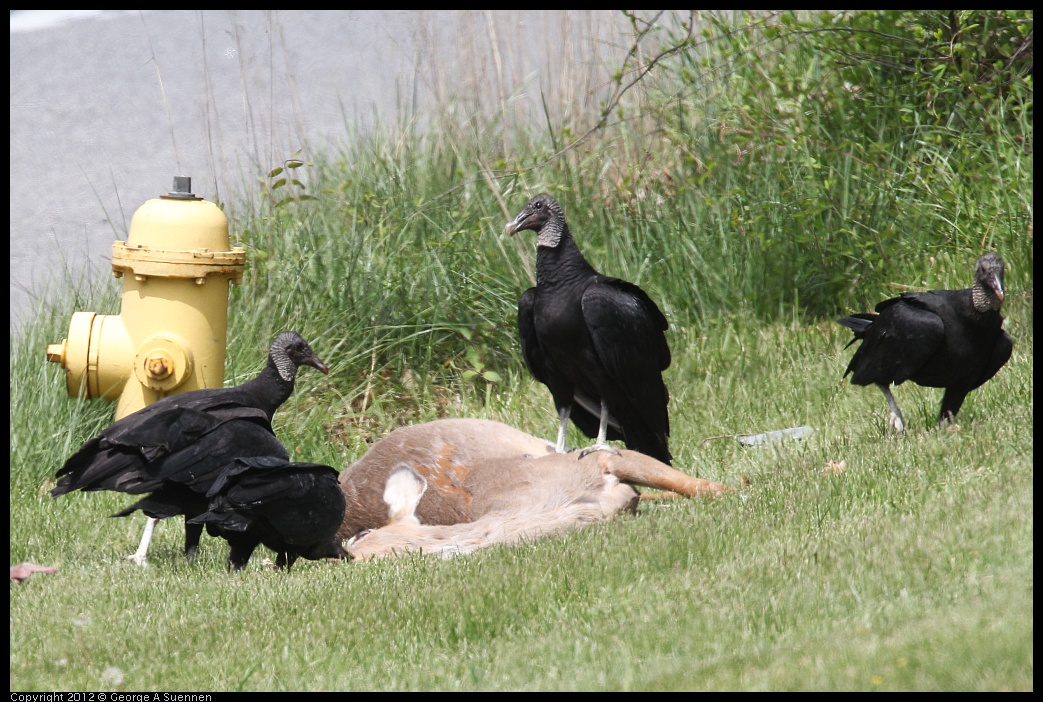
[886,412,906,433]
[125,552,149,567]
[577,443,622,460]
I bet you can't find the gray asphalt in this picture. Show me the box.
[10,10,629,335]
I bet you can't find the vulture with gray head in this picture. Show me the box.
[51,331,339,569]
[505,193,672,465]
[837,252,1013,431]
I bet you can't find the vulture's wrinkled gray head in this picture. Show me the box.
[270,332,329,382]
[504,193,567,249]
[972,252,1006,312]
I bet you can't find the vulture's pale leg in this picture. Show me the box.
[126,516,157,566]
[595,401,608,445]
[878,383,906,433]
[555,406,571,454]
[578,400,622,459]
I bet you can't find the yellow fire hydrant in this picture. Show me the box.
[46,176,246,420]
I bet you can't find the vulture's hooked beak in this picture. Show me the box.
[306,355,330,375]
[990,274,1005,303]
[504,214,522,237]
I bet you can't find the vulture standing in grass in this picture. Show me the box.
[51,331,338,569]
[505,193,672,465]
[837,252,1013,431]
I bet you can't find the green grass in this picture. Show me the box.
[10,290,1032,691]
[10,10,1032,692]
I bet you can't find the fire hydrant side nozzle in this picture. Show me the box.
[47,176,246,420]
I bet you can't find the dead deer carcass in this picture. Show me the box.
[338,419,732,560]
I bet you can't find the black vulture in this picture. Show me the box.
[837,252,1013,431]
[188,456,347,571]
[504,193,672,465]
[51,331,330,567]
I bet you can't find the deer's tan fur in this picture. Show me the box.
[338,419,733,560]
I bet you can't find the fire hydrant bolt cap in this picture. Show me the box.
[46,342,67,365]
[134,335,193,393]
[145,352,174,380]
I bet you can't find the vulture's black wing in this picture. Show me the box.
[189,457,346,570]
[841,296,946,387]
[582,277,671,463]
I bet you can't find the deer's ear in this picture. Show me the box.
[383,463,428,524]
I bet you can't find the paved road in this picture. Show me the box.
[10,10,629,335]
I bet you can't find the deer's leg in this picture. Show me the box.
[592,449,733,497]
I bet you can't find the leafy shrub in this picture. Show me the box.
[652,10,1032,317]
